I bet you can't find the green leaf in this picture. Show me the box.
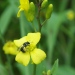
[0,5,14,35]
[46,12,66,64]
[19,13,33,37]
[59,0,68,12]
[7,0,19,14]
[51,59,58,75]
[16,63,33,75]
[0,64,8,75]
[36,61,47,75]
[55,66,75,75]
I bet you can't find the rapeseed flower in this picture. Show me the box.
[14,32,46,66]
[17,0,29,17]
[3,41,18,55]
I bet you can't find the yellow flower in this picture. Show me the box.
[3,41,18,55]
[67,10,74,20]
[14,32,46,66]
[17,0,29,17]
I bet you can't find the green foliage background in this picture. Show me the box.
[0,0,75,75]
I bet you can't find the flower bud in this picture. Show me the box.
[3,41,18,55]
[47,70,50,75]
[41,0,48,9]
[45,4,53,19]
[42,71,46,75]
[67,10,74,20]
[25,2,35,22]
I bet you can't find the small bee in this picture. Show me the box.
[19,42,30,53]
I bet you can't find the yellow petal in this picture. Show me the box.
[14,36,27,47]
[20,0,29,11]
[3,41,18,55]
[20,0,29,5]
[30,48,46,64]
[27,32,41,46]
[15,52,30,66]
[17,8,24,17]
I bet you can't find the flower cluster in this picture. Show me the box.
[17,0,53,22]
[3,0,49,67]
[3,32,46,66]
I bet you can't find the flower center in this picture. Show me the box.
[20,41,35,53]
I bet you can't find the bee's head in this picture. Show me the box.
[23,42,30,47]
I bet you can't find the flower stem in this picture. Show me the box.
[31,22,37,32]
[33,64,37,75]
[36,1,42,32]
[36,1,47,32]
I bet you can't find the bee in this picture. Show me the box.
[19,42,30,53]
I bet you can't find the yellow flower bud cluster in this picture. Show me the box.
[17,0,35,22]
[17,0,53,22]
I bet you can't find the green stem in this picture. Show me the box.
[31,22,37,32]
[33,64,37,75]
[0,31,14,75]
[36,1,42,32]
[36,4,47,32]
[41,19,47,26]
[33,1,46,75]
[37,12,41,32]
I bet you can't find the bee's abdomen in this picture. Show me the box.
[20,47,25,53]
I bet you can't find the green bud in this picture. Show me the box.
[42,71,46,75]
[47,70,50,75]
[25,2,35,22]
[45,4,53,19]
[41,0,48,9]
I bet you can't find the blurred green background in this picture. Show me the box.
[0,0,75,75]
